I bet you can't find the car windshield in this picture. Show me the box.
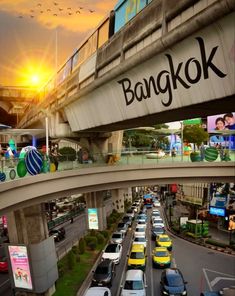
[130,252,144,259]
[167,274,184,286]
[153,227,164,232]
[136,228,145,232]
[135,237,145,242]
[124,280,144,290]
[112,233,122,238]
[105,244,118,252]
[155,251,168,257]
[95,266,108,274]
[154,220,163,223]
[160,237,170,242]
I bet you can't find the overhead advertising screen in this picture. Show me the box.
[209,207,225,217]
[88,208,99,230]
[8,245,33,290]
[207,112,235,149]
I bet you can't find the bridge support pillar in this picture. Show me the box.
[111,188,132,213]
[6,204,57,296]
[86,191,107,230]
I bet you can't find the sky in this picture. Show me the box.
[0,0,116,87]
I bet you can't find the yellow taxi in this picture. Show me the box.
[127,244,146,271]
[156,234,172,251]
[152,247,171,268]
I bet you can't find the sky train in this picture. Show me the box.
[38,0,153,101]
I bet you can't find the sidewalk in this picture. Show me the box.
[163,201,235,255]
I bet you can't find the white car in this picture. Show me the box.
[133,236,147,249]
[84,287,111,296]
[134,227,146,238]
[137,221,147,229]
[101,243,122,264]
[110,232,124,244]
[153,200,161,207]
[121,269,147,296]
[152,218,164,228]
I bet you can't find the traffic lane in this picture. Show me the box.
[110,228,134,295]
[172,233,235,294]
[0,274,11,296]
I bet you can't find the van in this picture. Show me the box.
[127,244,146,271]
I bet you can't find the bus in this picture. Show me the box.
[143,194,153,208]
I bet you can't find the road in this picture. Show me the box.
[1,209,235,295]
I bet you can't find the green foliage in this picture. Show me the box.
[96,233,105,244]
[183,125,209,150]
[57,261,65,277]
[85,236,98,250]
[100,230,109,239]
[59,147,77,161]
[79,238,86,254]
[67,250,76,270]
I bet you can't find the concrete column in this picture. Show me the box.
[6,204,56,296]
[7,204,48,245]
[111,189,125,213]
[86,191,107,230]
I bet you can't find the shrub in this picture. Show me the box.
[100,230,109,239]
[67,250,76,270]
[79,238,86,254]
[85,236,98,250]
[59,147,76,161]
[205,238,228,248]
[57,261,64,277]
[89,229,97,237]
[96,233,105,244]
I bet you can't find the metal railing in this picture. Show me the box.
[0,150,234,182]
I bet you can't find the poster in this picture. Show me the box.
[88,208,98,230]
[207,113,235,149]
[8,245,33,290]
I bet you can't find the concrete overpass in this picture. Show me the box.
[0,162,234,215]
[17,0,235,137]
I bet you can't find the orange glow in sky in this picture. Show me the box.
[0,0,116,87]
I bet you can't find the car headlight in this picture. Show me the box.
[163,291,169,295]
[182,291,187,295]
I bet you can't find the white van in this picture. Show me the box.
[84,287,111,296]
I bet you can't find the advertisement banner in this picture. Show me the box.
[88,208,99,230]
[8,245,33,290]
[228,214,235,230]
[209,207,226,217]
[207,113,235,149]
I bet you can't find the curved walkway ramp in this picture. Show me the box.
[0,162,234,215]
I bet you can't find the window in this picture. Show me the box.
[124,280,144,290]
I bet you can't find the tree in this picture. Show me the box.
[183,125,209,151]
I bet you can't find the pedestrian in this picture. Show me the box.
[50,144,61,171]
[171,147,176,157]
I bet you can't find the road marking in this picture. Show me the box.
[210,276,235,287]
[147,224,154,296]
[203,268,212,291]
[0,279,10,288]
[171,257,177,268]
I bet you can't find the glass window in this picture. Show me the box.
[130,252,144,259]
[95,266,108,274]
[124,280,144,290]
[167,274,184,287]
[105,244,118,253]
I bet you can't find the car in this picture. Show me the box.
[120,269,147,296]
[91,259,115,288]
[127,244,146,271]
[136,214,147,222]
[84,287,111,296]
[152,247,171,268]
[156,234,172,251]
[126,209,135,219]
[151,215,161,224]
[152,218,164,228]
[151,226,165,240]
[153,200,161,207]
[49,228,65,242]
[137,221,147,229]
[101,243,122,264]
[134,227,146,238]
[160,268,187,295]
[110,232,124,244]
[133,236,147,249]
[117,223,128,235]
[0,256,8,272]
[122,216,132,227]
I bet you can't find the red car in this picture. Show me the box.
[0,257,8,272]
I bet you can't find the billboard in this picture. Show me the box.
[88,208,99,230]
[209,207,226,217]
[8,245,33,290]
[207,112,235,149]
